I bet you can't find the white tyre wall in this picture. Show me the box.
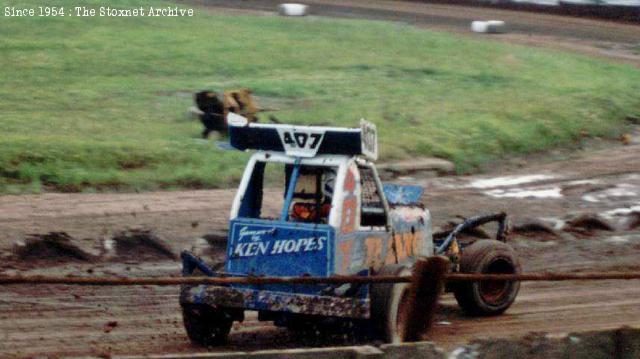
[278,4,308,16]
[471,20,506,34]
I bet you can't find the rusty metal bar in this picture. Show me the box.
[0,275,408,286]
[436,212,507,254]
[447,272,640,282]
[1,272,640,286]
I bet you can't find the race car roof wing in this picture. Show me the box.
[227,113,378,160]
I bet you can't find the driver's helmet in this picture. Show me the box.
[289,168,336,223]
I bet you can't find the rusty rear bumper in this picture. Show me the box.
[180,284,370,319]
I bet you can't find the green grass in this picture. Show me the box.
[1,0,639,193]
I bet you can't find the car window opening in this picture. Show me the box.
[239,160,336,224]
[359,165,387,227]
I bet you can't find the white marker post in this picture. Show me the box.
[471,20,506,34]
[278,4,308,16]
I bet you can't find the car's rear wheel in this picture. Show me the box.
[453,240,521,316]
[181,304,232,346]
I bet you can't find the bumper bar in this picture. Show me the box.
[180,284,370,319]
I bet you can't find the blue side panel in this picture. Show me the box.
[226,218,334,278]
[383,184,424,205]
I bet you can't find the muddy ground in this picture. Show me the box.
[1,127,639,357]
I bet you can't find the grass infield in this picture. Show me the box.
[1,0,639,193]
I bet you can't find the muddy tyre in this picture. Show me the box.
[181,304,232,346]
[370,265,412,343]
[454,240,521,316]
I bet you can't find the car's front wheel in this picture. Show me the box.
[181,304,233,346]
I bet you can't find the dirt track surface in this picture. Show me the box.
[1,128,639,357]
[194,0,640,66]
[2,279,638,357]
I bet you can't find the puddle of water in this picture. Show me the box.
[397,176,416,181]
[539,217,566,230]
[484,187,563,199]
[565,179,600,186]
[103,238,114,251]
[470,174,555,189]
[514,239,558,248]
[605,235,638,244]
[601,205,640,219]
[582,184,638,203]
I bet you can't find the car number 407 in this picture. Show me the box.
[282,132,323,149]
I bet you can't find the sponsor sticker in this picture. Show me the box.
[231,225,327,258]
